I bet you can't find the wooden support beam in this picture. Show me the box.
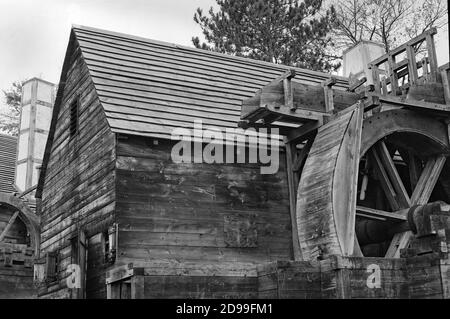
[426,33,438,82]
[292,139,314,173]
[272,68,296,85]
[356,206,408,222]
[237,120,291,136]
[284,78,294,110]
[370,65,381,93]
[0,211,20,242]
[367,93,450,114]
[421,58,429,81]
[381,78,388,95]
[440,67,450,105]
[411,155,447,205]
[322,77,337,118]
[285,141,302,261]
[406,45,418,85]
[265,104,325,122]
[376,141,411,208]
[387,54,399,94]
[406,151,422,193]
[285,120,322,144]
[363,94,380,111]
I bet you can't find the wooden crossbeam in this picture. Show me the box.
[0,211,20,242]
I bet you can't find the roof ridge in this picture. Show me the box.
[72,24,349,82]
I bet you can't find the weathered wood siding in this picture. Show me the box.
[115,136,292,266]
[38,48,116,298]
[0,266,35,298]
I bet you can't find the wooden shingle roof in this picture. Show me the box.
[0,134,17,194]
[72,25,350,139]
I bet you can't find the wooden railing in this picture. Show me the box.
[369,28,438,96]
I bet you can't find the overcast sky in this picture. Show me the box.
[0,0,448,106]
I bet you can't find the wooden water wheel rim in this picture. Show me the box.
[356,109,450,257]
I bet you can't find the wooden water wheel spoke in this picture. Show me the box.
[410,155,447,205]
[384,155,449,257]
[356,206,407,222]
[371,148,401,211]
[376,141,411,208]
[405,151,423,193]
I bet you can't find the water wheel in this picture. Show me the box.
[296,105,450,261]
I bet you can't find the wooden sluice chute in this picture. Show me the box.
[241,28,450,264]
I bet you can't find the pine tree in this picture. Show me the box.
[0,81,23,137]
[192,0,339,71]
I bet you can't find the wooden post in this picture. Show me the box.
[426,34,438,82]
[285,141,302,261]
[421,58,429,82]
[283,78,294,111]
[387,54,399,94]
[370,65,381,93]
[440,67,450,105]
[131,271,145,299]
[406,45,418,85]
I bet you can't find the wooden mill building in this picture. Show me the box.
[34,25,450,299]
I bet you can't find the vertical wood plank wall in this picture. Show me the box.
[38,50,116,298]
[115,137,293,265]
